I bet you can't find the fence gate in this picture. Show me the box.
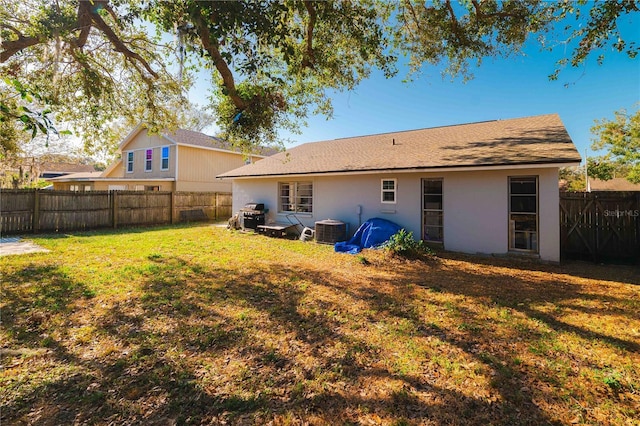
[560,191,640,263]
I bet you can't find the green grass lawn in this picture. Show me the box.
[1,224,639,425]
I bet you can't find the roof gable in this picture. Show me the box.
[164,129,279,157]
[163,129,229,150]
[118,125,277,157]
[118,124,148,151]
[219,114,582,178]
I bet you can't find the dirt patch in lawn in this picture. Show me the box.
[1,226,638,425]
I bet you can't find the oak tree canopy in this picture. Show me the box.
[1,0,638,155]
[588,108,640,184]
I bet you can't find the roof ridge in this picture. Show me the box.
[327,113,558,142]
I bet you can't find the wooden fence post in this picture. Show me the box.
[215,192,219,220]
[112,191,119,228]
[32,189,40,233]
[171,192,176,224]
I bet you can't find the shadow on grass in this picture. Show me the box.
[2,249,637,424]
[133,257,565,424]
[1,264,92,344]
[435,250,640,285]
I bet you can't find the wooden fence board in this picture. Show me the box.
[1,190,35,233]
[1,189,231,234]
[173,192,232,222]
[116,192,171,227]
[560,191,640,262]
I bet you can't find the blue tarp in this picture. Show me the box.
[334,217,402,254]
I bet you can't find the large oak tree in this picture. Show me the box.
[1,0,638,154]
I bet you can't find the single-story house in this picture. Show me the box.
[49,125,277,192]
[0,159,97,189]
[219,114,582,262]
[39,161,98,179]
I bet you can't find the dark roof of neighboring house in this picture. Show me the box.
[40,162,97,173]
[219,114,581,179]
[163,129,280,157]
[589,177,640,191]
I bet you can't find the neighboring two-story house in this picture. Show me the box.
[49,125,275,192]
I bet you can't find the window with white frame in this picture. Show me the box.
[161,146,169,170]
[509,176,538,252]
[126,151,134,173]
[381,178,397,203]
[145,149,153,172]
[279,182,313,213]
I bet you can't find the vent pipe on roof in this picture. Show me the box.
[392,138,395,145]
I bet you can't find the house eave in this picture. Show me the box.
[218,160,581,180]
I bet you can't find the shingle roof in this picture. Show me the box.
[589,177,640,191]
[219,114,581,178]
[164,129,279,157]
[40,162,97,173]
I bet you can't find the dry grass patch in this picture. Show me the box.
[1,224,639,425]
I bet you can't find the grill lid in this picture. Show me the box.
[242,203,265,211]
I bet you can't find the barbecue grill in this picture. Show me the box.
[241,203,265,231]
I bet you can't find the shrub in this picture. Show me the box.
[383,229,434,259]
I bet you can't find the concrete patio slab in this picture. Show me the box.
[0,237,50,256]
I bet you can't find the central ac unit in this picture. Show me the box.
[315,219,346,244]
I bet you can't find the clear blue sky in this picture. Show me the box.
[190,12,640,163]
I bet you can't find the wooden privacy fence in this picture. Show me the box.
[0,190,232,234]
[560,191,640,263]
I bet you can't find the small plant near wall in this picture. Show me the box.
[383,229,434,260]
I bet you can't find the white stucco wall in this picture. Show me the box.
[230,167,560,262]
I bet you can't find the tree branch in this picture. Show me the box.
[72,2,93,48]
[67,44,117,89]
[470,0,525,20]
[1,35,42,62]
[401,2,419,38]
[2,23,25,37]
[196,9,247,110]
[81,1,158,78]
[444,0,463,43]
[301,0,317,69]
